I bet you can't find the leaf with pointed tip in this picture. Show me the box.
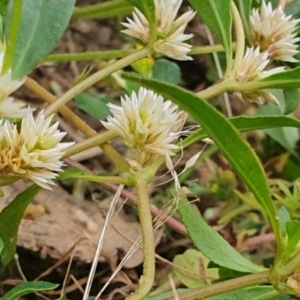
[188,0,232,64]
[0,184,41,265]
[5,0,75,78]
[2,281,58,300]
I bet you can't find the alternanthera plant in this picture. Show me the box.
[1,0,300,299]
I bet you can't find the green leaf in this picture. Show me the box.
[182,115,300,149]
[0,0,9,15]
[5,0,75,78]
[258,66,300,89]
[278,206,291,236]
[179,198,264,273]
[189,0,232,64]
[75,93,113,120]
[0,184,41,265]
[173,249,218,288]
[2,281,58,300]
[256,104,299,158]
[126,0,155,29]
[0,237,4,254]
[284,221,300,261]
[283,89,299,115]
[123,73,282,242]
[152,59,181,85]
[208,286,278,300]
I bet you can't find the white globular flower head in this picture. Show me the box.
[250,1,300,62]
[102,87,184,169]
[122,0,196,60]
[0,110,73,189]
[235,47,285,104]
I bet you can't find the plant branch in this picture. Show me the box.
[64,130,118,158]
[166,271,270,300]
[228,2,245,77]
[24,77,130,172]
[127,177,155,300]
[44,47,151,116]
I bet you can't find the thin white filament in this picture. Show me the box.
[83,184,124,300]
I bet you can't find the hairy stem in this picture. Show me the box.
[167,271,270,300]
[24,77,130,172]
[127,177,155,300]
[44,47,151,116]
[3,0,23,74]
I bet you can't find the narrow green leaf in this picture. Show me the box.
[283,89,299,115]
[278,206,291,236]
[0,184,41,265]
[182,115,300,149]
[75,93,113,120]
[258,66,300,89]
[0,237,4,254]
[5,0,75,78]
[284,221,300,260]
[188,0,232,64]
[123,73,282,243]
[257,105,299,158]
[152,59,181,85]
[0,0,9,15]
[2,281,58,300]
[178,197,264,273]
[126,0,155,29]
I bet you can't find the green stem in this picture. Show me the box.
[190,43,236,56]
[45,49,136,62]
[166,271,270,300]
[44,47,151,117]
[64,174,130,185]
[72,0,132,19]
[228,2,245,78]
[197,80,232,100]
[278,249,300,278]
[128,177,155,300]
[64,130,118,158]
[44,44,235,63]
[3,0,23,75]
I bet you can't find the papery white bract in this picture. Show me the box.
[0,110,72,189]
[122,0,195,60]
[250,1,300,62]
[235,47,285,104]
[102,87,183,168]
[0,46,29,118]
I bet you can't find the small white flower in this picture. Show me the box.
[250,1,300,62]
[0,110,72,189]
[0,50,24,102]
[235,47,285,104]
[102,87,183,168]
[0,45,30,119]
[122,0,195,60]
[0,97,32,119]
